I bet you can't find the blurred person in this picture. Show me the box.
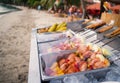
[37,5,41,12]
[68,5,77,15]
[68,5,74,15]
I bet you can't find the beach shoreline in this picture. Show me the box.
[0,6,65,83]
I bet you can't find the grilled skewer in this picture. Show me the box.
[108,32,120,38]
[105,28,120,38]
[86,21,106,29]
[98,25,113,33]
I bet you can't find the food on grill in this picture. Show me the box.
[40,37,85,54]
[105,28,120,38]
[109,31,120,38]
[37,22,67,33]
[86,21,106,29]
[106,31,120,38]
[54,37,85,51]
[102,48,111,56]
[98,25,113,33]
[45,41,110,76]
[47,51,110,76]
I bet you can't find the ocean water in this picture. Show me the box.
[0,4,11,13]
[0,3,20,18]
[0,3,19,14]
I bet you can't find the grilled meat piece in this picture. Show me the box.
[105,28,120,38]
[98,25,113,33]
[86,21,106,29]
[108,31,120,38]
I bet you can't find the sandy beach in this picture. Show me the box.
[0,7,65,83]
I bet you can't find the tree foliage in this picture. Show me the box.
[0,0,13,4]
[45,0,55,9]
[39,0,48,9]
[27,0,36,7]
[69,0,80,6]
[33,1,41,8]
[0,0,82,9]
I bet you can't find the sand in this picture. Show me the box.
[0,7,65,83]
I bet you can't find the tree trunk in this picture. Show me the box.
[80,0,86,19]
[100,0,105,18]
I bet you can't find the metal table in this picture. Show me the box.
[28,28,41,83]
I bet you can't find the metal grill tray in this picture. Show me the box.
[37,38,69,55]
[67,19,86,32]
[36,32,67,43]
[36,29,76,43]
[39,50,115,81]
[76,20,120,52]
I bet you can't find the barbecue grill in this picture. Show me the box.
[36,20,120,83]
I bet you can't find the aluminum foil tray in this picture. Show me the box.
[38,50,115,81]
